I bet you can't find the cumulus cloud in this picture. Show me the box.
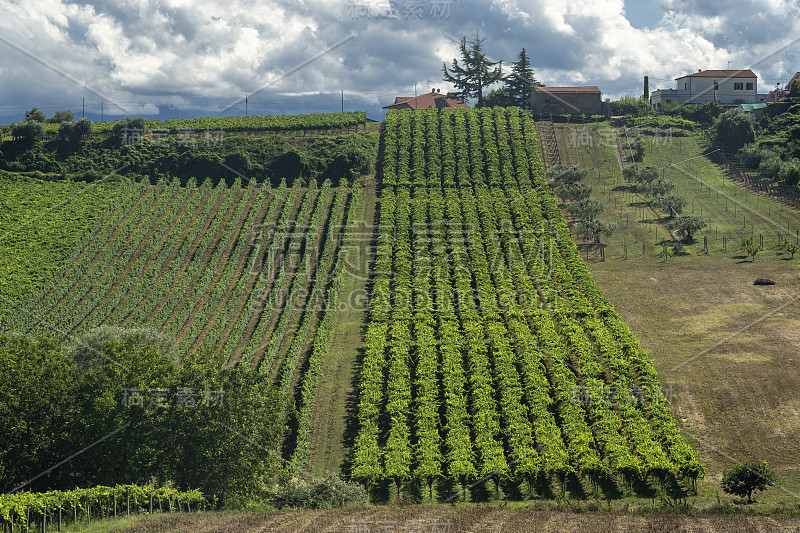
[0,0,797,120]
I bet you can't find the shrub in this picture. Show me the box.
[270,474,368,509]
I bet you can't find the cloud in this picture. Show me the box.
[0,0,797,120]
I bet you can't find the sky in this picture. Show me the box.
[0,0,798,123]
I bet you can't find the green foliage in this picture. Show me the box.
[12,120,44,143]
[442,35,504,107]
[47,110,75,124]
[784,240,799,259]
[740,235,760,261]
[676,101,722,123]
[25,107,46,123]
[651,194,687,216]
[574,219,617,243]
[0,334,286,495]
[550,165,588,185]
[638,178,675,198]
[566,198,605,221]
[721,461,777,503]
[0,485,205,527]
[716,108,756,150]
[269,474,368,509]
[505,48,539,109]
[66,325,180,368]
[787,78,800,98]
[555,182,592,202]
[610,96,652,117]
[666,215,706,242]
[482,87,516,108]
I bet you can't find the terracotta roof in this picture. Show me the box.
[533,86,601,93]
[383,91,469,109]
[677,69,757,79]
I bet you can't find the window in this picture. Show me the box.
[734,99,744,104]
[684,83,688,90]
[734,82,743,90]
[746,82,754,90]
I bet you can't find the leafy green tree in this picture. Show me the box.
[567,198,605,221]
[721,461,777,503]
[638,178,675,198]
[740,235,760,261]
[785,241,799,259]
[25,107,46,123]
[716,108,756,150]
[47,110,75,124]
[651,194,687,216]
[442,35,504,108]
[666,215,706,243]
[575,219,616,243]
[58,121,75,141]
[11,120,44,144]
[550,165,588,185]
[73,118,94,140]
[555,182,592,202]
[482,87,516,108]
[0,336,79,491]
[787,78,800,98]
[505,48,538,109]
[162,353,287,497]
[610,96,651,117]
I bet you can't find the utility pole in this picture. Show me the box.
[101,101,103,122]
[415,83,418,109]
[341,90,344,113]
[245,94,248,117]
[82,97,85,119]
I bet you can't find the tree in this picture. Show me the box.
[651,194,687,216]
[666,215,706,242]
[482,87,516,108]
[550,165,588,185]
[575,219,616,244]
[716,108,756,150]
[58,121,75,141]
[25,107,46,123]
[505,48,538,109]
[73,118,94,140]
[787,78,800,98]
[638,178,675,198]
[555,182,592,203]
[740,235,759,261]
[11,120,44,144]
[47,110,74,124]
[610,96,651,117]
[442,35,504,108]
[567,199,605,221]
[721,461,777,503]
[785,241,799,259]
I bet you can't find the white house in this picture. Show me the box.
[650,69,761,109]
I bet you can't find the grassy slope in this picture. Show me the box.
[307,183,377,476]
[554,122,800,504]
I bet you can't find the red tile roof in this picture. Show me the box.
[677,69,757,79]
[533,86,601,93]
[383,91,469,110]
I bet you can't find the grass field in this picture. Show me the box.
[551,121,800,504]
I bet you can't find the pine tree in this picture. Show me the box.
[505,48,539,109]
[442,35,504,108]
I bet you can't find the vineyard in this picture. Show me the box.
[0,176,364,475]
[0,485,204,530]
[24,112,369,137]
[351,108,703,500]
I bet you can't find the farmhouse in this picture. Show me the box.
[383,89,468,110]
[650,69,771,109]
[531,86,602,116]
